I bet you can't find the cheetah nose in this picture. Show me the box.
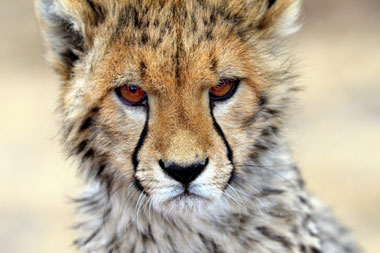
[159,158,209,185]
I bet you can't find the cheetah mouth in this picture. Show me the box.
[171,191,208,201]
[163,187,213,206]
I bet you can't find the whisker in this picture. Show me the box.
[135,190,146,236]
[234,163,297,189]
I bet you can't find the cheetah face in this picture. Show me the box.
[37,0,300,215]
[98,34,261,213]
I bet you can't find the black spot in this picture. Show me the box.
[174,41,183,81]
[270,126,279,134]
[76,140,88,154]
[198,233,222,252]
[83,148,94,159]
[268,0,277,9]
[153,19,159,27]
[310,247,322,253]
[106,235,119,252]
[101,174,115,197]
[85,0,106,25]
[153,37,162,48]
[206,27,213,40]
[140,31,149,45]
[299,244,307,253]
[133,9,142,29]
[254,143,269,151]
[211,240,222,253]
[298,177,305,188]
[191,15,198,33]
[79,107,99,132]
[91,107,100,113]
[79,117,94,132]
[298,196,308,204]
[256,226,293,249]
[61,50,79,70]
[267,108,280,116]
[210,57,218,73]
[133,175,145,192]
[203,17,208,26]
[196,0,207,9]
[210,12,216,25]
[96,163,106,178]
[261,126,279,137]
[164,19,171,32]
[259,96,267,107]
[140,61,147,78]
[260,188,284,196]
[82,227,101,246]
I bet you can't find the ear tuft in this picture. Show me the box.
[35,0,106,79]
[259,0,302,38]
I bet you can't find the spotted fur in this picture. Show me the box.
[36,0,361,252]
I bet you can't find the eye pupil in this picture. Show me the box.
[129,86,137,93]
[116,84,147,106]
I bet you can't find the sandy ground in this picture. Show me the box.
[0,1,379,252]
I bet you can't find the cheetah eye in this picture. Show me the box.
[116,84,147,106]
[209,79,239,101]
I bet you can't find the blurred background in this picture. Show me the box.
[0,0,379,252]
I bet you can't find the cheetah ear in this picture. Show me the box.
[35,0,106,79]
[256,0,302,38]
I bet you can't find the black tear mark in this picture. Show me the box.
[131,106,149,192]
[209,101,235,187]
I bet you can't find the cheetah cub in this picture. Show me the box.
[36,0,361,252]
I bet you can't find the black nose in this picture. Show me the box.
[159,158,208,185]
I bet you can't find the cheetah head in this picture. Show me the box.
[37,0,301,215]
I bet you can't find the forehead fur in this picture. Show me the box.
[37,0,300,80]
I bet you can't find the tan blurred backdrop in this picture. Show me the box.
[0,1,379,252]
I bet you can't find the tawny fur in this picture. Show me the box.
[36,0,361,252]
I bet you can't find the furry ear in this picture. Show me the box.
[35,0,106,80]
[256,0,302,38]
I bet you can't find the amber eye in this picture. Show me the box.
[116,84,147,106]
[209,79,239,101]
